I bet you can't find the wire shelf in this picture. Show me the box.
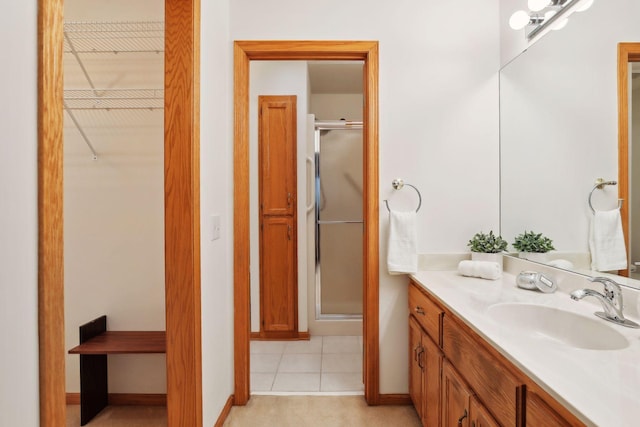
[64,21,165,54]
[64,89,164,110]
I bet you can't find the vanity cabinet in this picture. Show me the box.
[441,360,499,427]
[525,390,574,427]
[410,316,442,426]
[408,279,585,427]
[409,286,443,426]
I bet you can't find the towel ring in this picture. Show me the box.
[588,178,623,214]
[384,178,422,213]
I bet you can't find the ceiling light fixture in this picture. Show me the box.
[509,0,594,39]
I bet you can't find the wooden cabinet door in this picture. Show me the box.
[258,95,298,338]
[409,316,425,420]
[470,396,499,427]
[422,332,442,427]
[259,95,297,217]
[525,390,574,427]
[260,216,297,333]
[442,360,472,427]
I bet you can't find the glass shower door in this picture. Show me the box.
[315,126,363,318]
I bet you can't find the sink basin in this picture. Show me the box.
[486,303,629,350]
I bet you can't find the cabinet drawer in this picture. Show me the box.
[443,316,522,426]
[409,280,443,345]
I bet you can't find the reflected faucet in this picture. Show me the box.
[570,277,640,328]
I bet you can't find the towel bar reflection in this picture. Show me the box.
[588,178,623,214]
[384,178,422,213]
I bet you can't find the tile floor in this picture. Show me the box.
[250,336,364,393]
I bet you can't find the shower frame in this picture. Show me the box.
[314,121,364,320]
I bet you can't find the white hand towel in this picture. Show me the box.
[387,210,417,275]
[589,208,627,272]
[457,260,502,280]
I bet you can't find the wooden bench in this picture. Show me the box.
[68,315,166,425]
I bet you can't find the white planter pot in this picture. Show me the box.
[471,252,503,270]
[518,252,548,263]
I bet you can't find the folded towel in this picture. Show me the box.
[387,210,417,275]
[589,208,627,272]
[458,260,502,280]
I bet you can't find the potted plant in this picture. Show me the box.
[512,230,555,262]
[467,230,508,268]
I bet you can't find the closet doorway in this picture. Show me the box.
[38,0,201,426]
[233,41,380,405]
[63,4,166,422]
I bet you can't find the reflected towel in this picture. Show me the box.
[589,208,627,272]
[387,211,417,275]
[457,260,502,280]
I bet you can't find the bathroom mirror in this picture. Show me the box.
[500,0,640,284]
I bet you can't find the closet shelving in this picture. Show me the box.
[64,21,165,160]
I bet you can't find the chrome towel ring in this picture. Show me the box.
[384,178,422,213]
[588,178,623,214]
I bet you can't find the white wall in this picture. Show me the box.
[200,0,234,424]
[311,94,363,121]
[249,61,309,334]
[0,2,40,425]
[231,0,500,393]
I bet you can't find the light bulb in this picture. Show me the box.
[575,0,594,12]
[509,10,531,30]
[528,0,550,12]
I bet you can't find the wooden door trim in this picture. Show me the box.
[38,1,65,424]
[233,40,379,405]
[38,1,202,425]
[618,42,640,277]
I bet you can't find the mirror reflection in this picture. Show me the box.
[499,0,640,285]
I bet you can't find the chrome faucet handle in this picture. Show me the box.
[589,276,623,307]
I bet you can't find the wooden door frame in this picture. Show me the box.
[233,40,380,405]
[38,0,203,425]
[618,43,640,277]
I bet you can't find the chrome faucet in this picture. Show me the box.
[570,277,639,328]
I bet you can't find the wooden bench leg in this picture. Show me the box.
[79,354,108,425]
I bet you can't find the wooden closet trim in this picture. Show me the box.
[617,42,640,277]
[38,0,202,425]
[233,40,380,405]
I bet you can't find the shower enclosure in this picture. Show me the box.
[314,121,363,319]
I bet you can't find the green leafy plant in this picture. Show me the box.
[467,231,508,254]
[512,230,555,253]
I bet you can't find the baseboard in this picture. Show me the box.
[214,395,235,427]
[378,394,412,405]
[66,393,167,406]
[250,331,310,340]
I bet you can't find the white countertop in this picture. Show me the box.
[410,270,640,427]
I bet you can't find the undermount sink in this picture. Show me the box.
[487,303,629,351]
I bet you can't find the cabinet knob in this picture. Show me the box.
[414,306,425,315]
[457,408,468,427]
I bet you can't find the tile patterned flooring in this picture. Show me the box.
[250,336,364,393]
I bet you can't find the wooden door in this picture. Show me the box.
[470,396,499,427]
[422,332,442,427]
[258,95,298,338]
[409,317,424,419]
[525,391,573,427]
[442,360,472,427]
